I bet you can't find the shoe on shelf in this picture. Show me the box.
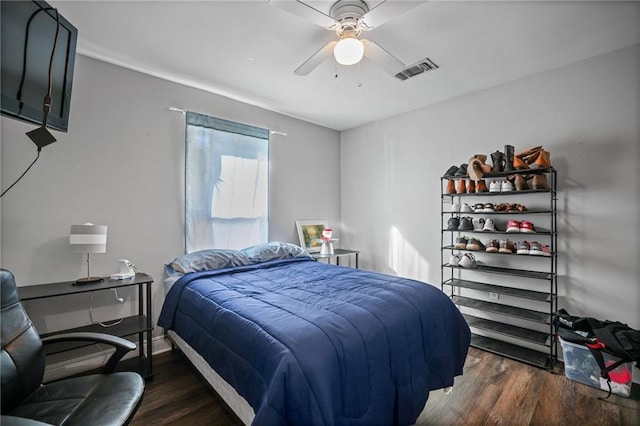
[496,203,509,212]
[504,145,515,172]
[466,238,486,251]
[473,203,485,212]
[529,242,544,256]
[515,174,529,191]
[506,220,521,233]
[451,202,461,212]
[459,253,477,269]
[519,220,536,233]
[489,181,502,193]
[483,203,495,212]
[473,218,485,231]
[467,180,476,193]
[491,150,504,173]
[498,239,516,254]
[476,180,489,193]
[482,218,498,232]
[456,179,467,194]
[443,165,459,177]
[458,217,474,231]
[532,174,550,190]
[460,203,474,213]
[531,150,551,169]
[454,164,468,177]
[516,241,531,255]
[540,244,552,257]
[515,204,528,212]
[447,217,460,231]
[501,180,515,192]
[513,156,529,170]
[446,179,456,194]
[485,239,500,252]
[448,253,461,266]
[455,236,469,250]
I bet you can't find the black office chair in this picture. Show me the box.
[1,269,145,425]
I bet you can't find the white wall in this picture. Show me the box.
[341,44,640,330]
[1,55,341,336]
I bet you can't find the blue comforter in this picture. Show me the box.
[159,258,470,425]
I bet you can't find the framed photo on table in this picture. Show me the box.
[295,220,328,253]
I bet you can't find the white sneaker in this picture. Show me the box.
[451,202,461,212]
[501,180,515,192]
[460,203,474,213]
[473,218,485,231]
[459,253,477,269]
[482,218,497,232]
[449,253,461,266]
[489,181,502,193]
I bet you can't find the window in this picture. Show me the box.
[185,112,269,252]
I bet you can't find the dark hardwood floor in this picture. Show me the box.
[131,348,640,425]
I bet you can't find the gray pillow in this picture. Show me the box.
[241,242,310,263]
[167,248,251,275]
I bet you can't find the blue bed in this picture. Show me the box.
[159,244,470,425]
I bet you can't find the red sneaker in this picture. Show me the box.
[506,220,520,233]
[519,221,536,233]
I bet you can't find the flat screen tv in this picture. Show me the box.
[1,0,78,132]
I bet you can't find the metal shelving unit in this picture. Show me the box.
[441,168,557,370]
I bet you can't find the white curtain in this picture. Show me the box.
[185,112,269,252]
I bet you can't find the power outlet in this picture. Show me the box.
[489,292,499,300]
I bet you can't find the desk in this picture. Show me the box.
[18,273,154,379]
[311,249,360,268]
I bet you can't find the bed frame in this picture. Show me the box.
[167,330,255,425]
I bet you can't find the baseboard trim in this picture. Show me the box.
[44,335,172,382]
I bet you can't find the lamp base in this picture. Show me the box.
[74,276,103,285]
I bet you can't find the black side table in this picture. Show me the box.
[18,273,154,379]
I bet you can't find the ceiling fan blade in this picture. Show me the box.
[270,0,338,29]
[360,0,427,30]
[294,41,337,76]
[362,39,405,76]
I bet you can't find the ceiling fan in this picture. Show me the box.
[270,0,427,77]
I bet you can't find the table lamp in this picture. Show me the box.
[70,223,107,284]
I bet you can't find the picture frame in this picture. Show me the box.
[295,220,328,253]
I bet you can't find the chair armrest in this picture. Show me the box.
[1,415,52,426]
[41,332,137,373]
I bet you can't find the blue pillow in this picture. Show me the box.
[167,248,251,275]
[241,242,310,263]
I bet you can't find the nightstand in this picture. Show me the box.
[311,248,360,268]
[18,273,154,379]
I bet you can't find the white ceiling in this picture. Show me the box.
[51,1,640,131]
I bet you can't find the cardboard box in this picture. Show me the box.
[560,337,633,397]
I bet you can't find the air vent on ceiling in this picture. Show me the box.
[394,58,439,81]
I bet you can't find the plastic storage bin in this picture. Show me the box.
[560,337,633,397]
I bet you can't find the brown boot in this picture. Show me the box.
[446,179,456,194]
[513,155,529,170]
[515,174,529,191]
[456,179,467,194]
[476,180,488,193]
[467,180,475,193]
[531,150,551,169]
[532,174,549,190]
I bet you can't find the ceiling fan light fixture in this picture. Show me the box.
[333,37,364,66]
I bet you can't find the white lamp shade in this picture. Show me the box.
[333,37,364,66]
[70,224,107,253]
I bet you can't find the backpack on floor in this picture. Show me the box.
[553,309,640,398]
